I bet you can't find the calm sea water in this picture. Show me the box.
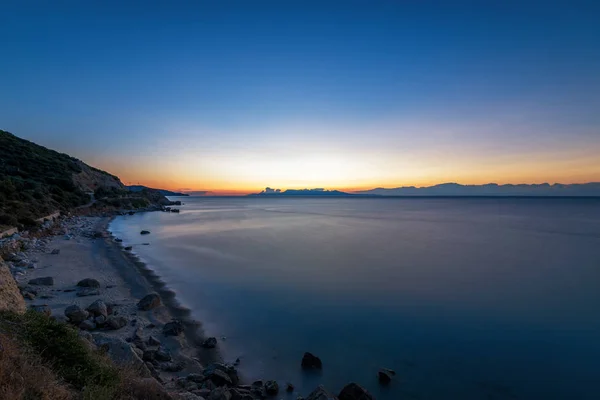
[109,197,600,399]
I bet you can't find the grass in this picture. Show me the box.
[0,310,171,400]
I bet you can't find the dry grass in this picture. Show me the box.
[0,311,173,400]
[0,333,74,400]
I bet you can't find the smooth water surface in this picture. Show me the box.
[110,197,600,399]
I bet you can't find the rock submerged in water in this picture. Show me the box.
[265,380,279,395]
[50,249,60,255]
[163,320,185,336]
[338,382,375,400]
[378,369,393,385]
[306,385,337,400]
[124,246,133,251]
[28,276,54,286]
[301,352,323,370]
[137,293,161,310]
[140,230,151,235]
[77,278,100,288]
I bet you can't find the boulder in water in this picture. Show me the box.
[301,352,322,369]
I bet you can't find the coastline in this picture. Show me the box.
[10,215,221,392]
[5,213,380,399]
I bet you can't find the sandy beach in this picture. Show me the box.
[13,216,213,386]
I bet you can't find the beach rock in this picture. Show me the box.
[77,288,100,297]
[194,388,211,398]
[301,352,322,369]
[65,305,89,323]
[142,350,156,362]
[124,246,133,251]
[77,278,100,288]
[29,304,51,316]
[106,316,128,330]
[208,387,231,400]
[160,361,184,372]
[140,230,151,235]
[202,336,217,348]
[163,319,185,336]
[22,291,36,300]
[265,380,279,395]
[28,276,54,286]
[79,320,96,330]
[306,385,337,400]
[147,335,161,346]
[154,348,172,362]
[87,299,108,317]
[93,334,151,376]
[286,383,295,392]
[95,315,107,326]
[51,249,60,255]
[338,383,375,400]
[203,363,239,387]
[137,293,161,310]
[378,369,392,385]
[176,393,203,400]
[186,373,205,383]
[114,238,123,243]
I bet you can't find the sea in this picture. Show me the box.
[109,197,600,399]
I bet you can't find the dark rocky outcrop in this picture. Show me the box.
[140,230,151,235]
[301,352,323,369]
[339,383,375,400]
[0,259,26,314]
[137,293,161,310]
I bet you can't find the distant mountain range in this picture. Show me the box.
[247,183,600,197]
[127,185,189,197]
[355,182,600,197]
[248,188,353,197]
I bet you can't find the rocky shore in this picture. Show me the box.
[1,215,386,399]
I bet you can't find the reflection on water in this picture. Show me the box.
[110,197,600,399]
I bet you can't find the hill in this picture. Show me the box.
[355,182,600,196]
[0,130,126,228]
[0,130,172,229]
[127,185,189,197]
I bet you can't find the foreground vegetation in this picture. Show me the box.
[0,310,170,400]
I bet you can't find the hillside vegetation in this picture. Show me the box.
[0,130,169,230]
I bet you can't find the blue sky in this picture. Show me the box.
[1,1,599,192]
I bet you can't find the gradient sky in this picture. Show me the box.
[1,1,599,194]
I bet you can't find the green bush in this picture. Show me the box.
[0,311,120,390]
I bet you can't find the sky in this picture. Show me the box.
[1,0,599,194]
